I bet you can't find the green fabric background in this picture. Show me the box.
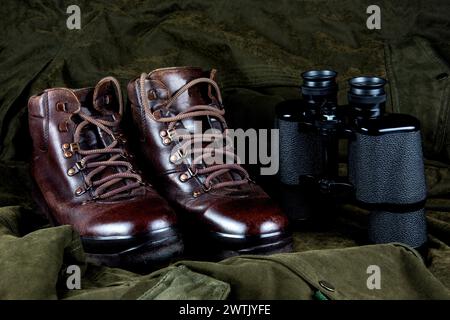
[0,0,449,299]
[1,206,448,299]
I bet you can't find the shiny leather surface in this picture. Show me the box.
[29,79,178,241]
[127,67,290,244]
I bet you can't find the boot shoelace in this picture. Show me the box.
[68,111,143,200]
[139,73,251,196]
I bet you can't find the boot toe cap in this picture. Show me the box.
[203,197,289,240]
[85,197,177,238]
[76,196,179,256]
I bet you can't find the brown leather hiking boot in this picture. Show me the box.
[127,67,292,258]
[28,77,183,270]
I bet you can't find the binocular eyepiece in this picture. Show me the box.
[300,70,388,119]
[348,76,387,118]
[301,70,338,96]
[300,70,338,110]
[348,76,386,99]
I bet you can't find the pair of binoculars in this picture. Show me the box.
[275,70,427,251]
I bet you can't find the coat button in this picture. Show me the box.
[319,280,335,292]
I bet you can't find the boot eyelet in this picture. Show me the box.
[64,151,73,158]
[169,154,178,163]
[75,183,92,196]
[67,168,77,176]
[169,150,185,164]
[161,129,176,145]
[179,173,189,182]
[193,190,202,198]
[202,184,212,192]
[69,143,80,152]
[67,161,84,176]
[58,121,69,132]
[75,186,85,196]
[56,102,67,112]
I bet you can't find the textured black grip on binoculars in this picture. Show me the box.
[368,208,427,248]
[349,130,426,205]
[277,118,322,185]
[349,130,427,248]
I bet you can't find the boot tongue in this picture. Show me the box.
[148,67,210,114]
[93,76,123,116]
[78,77,122,148]
[76,78,140,198]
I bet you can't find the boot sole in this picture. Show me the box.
[84,235,184,272]
[182,226,293,261]
[31,181,183,272]
[210,235,294,260]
